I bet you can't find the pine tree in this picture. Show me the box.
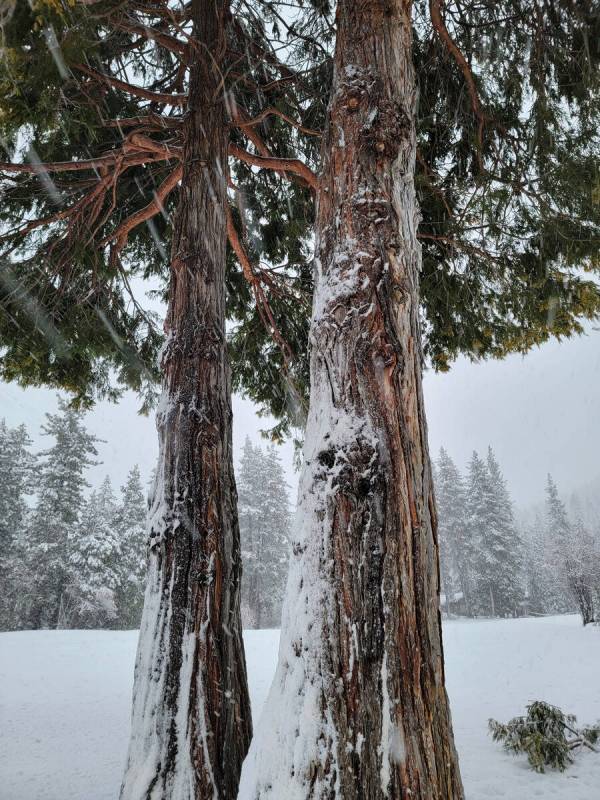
[238,437,264,628]
[523,512,554,616]
[544,475,576,614]
[465,449,523,617]
[114,465,148,628]
[260,445,292,626]
[0,420,36,629]
[435,448,470,616]
[67,476,121,628]
[238,438,291,628]
[465,451,494,615]
[485,448,524,616]
[24,400,99,629]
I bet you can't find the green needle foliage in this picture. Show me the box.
[0,1,598,438]
[489,700,600,772]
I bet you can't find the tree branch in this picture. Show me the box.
[104,164,183,256]
[73,63,187,106]
[229,143,318,190]
[0,154,129,174]
[105,113,183,129]
[112,17,188,58]
[429,0,486,168]
[234,106,321,137]
[0,141,179,175]
[226,204,293,365]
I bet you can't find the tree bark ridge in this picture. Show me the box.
[120,2,252,798]
[239,1,463,797]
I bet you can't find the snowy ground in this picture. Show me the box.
[1,615,599,800]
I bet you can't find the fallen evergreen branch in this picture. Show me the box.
[489,701,600,773]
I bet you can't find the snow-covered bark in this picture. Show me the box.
[239,2,463,798]
[120,3,251,798]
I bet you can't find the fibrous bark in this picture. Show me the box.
[120,2,252,798]
[239,1,463,797]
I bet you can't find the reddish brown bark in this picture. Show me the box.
[305,2,464,794]
[120,2,252,798]
[240,1,463,797]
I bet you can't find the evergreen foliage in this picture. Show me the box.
[545,475,600,623]
[544,474,578,613]
[0,419,36,629]
[67,475,121,627]
[25,399,100,628]
[0,402,151,631]
[113,465,148,628]
[238,436,291,628]
[434,447,471,614]
[489,701,600,773]
[482,448,524,614]
[465,449,524,616]
[1,1,598,440]
[523,512,556,616]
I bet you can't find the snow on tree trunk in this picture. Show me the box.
[120,3,252,798]
[239,2,463,798]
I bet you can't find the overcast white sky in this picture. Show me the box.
[1,323,598,510]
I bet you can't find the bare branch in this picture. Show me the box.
[234,106,321,138]
[229,143,318,190]
[104,164,183,255]
[105,113,183,129]
[0,154,129,174]
[112,17,188,58]
[0,139,179,175]
[73,63,187,106]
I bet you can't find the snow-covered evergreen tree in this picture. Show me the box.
[465,451,495,615]
[260,446,292,626]
[0,420,36,629]
[114,465,148,628]
[238,437,263,627]
[544,475,576,614]
[24,400,99,628]
[465,449,523,616]
[523,512,555,615]
[484,448,524,616]
[67,476,121,628]
[238,438,291,628]
[434,448,470,616]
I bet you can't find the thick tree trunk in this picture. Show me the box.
[120,3,252,798]
[239,2,463,798]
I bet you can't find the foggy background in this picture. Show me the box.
[1,321,598,513]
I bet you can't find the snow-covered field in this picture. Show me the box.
[1,615,599,800]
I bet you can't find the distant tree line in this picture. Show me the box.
[434,448,600,625]
[3,403,596,631]
[0,406,291,632]
[238,437,292,629]
[0,402,148,631]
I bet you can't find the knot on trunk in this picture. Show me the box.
[161,322,223,369]
[353,192,392,225]
[330,436,381,502]
[360,100,411,161]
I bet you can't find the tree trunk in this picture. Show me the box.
[239,2,463,798]
[120,3,252,798]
